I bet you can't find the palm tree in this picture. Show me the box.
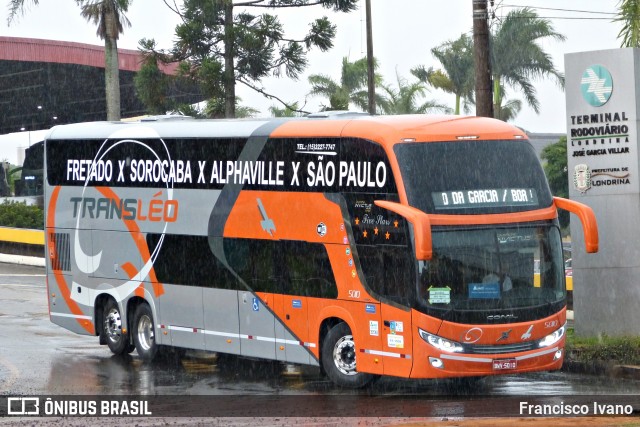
[490,8,565,118]
[78,0,131,121]
[412,33,474,115]
[495,96,522,122]
[615,0,640,47]
[8,0,131,121]
[378,71,450,115]
[308,56,385,112]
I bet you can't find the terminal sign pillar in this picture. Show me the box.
[565,48,640,336]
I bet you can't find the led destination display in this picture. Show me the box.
[432,188,539,210]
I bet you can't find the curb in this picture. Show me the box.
[562,359,640,380]
[0,253,45,267]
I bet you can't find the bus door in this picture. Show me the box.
[380,304,413,377]
[355,240,415,377]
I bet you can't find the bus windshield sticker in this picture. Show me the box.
[468,283,501,299]
[432,188,538,210]
[427,286,451,304]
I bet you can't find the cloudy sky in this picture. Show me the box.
[0,0,623,162]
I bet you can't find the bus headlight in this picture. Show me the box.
[538,323,566,348]
[419,329,464,353]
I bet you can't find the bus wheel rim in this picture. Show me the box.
[104,308,122,342]
[137,315,154,352]
[333,335,357,376]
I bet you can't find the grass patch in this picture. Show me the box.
[566,327,640,365]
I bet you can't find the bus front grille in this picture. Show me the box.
[464,341,538,354]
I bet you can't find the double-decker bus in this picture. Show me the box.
[44,113,598,388]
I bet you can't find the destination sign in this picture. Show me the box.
[431,188,539,210]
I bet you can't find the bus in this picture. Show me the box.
[43,113,598,388]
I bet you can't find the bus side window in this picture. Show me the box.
[280,241,338,298]
[147,234,243,290]
[225,239,281,294]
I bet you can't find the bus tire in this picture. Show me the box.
[321,322,376,388]
[102,298,130,355]
[132,303,158,362]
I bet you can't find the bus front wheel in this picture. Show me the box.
[102,298,133,355]
[321,322,376,388]
[132,303,158,362]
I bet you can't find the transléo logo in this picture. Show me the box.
[580,65,613,107]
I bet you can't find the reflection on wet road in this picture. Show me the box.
[2,262,640,400]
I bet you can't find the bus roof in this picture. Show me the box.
[45,114,528,149]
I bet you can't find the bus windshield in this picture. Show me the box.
[416,224,564,323]
[394,140,553,215]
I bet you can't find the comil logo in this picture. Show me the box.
[580,65,613,107]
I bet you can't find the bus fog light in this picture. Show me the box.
[429,357,444,369]
[554,349,563,361]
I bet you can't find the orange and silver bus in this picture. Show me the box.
[44,113,598,387]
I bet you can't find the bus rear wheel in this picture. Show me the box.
[321,322,376,388]
[102,298,133,355]
[132,302,158,362]
[101,298,134,355]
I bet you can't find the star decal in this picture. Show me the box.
[393,220,399,228]
[374,226,379,235]
[355,217,360,225]
[385,231,390,240]
[363,230,368,238]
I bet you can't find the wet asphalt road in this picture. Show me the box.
[1,261,639,422]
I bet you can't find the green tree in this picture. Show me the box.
[172,96,258,119]
[491,86,522,122]
[495,97,522,122]
[491,8,565,120]
[378,72,450,115]
[411,33,474,115]
[0,200,44,229]
[308,56,384,112]
[134,39,172,115]
[203,97,259,118]
[158,0,357,118]
[615,0,640,47]
[269,102,303,117]
[541,136,569,228]
[8,0,131,121]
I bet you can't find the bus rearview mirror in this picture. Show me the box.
[373,200,433,260]
[553,197,599,253]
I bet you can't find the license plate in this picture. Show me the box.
[493,358,517,370]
